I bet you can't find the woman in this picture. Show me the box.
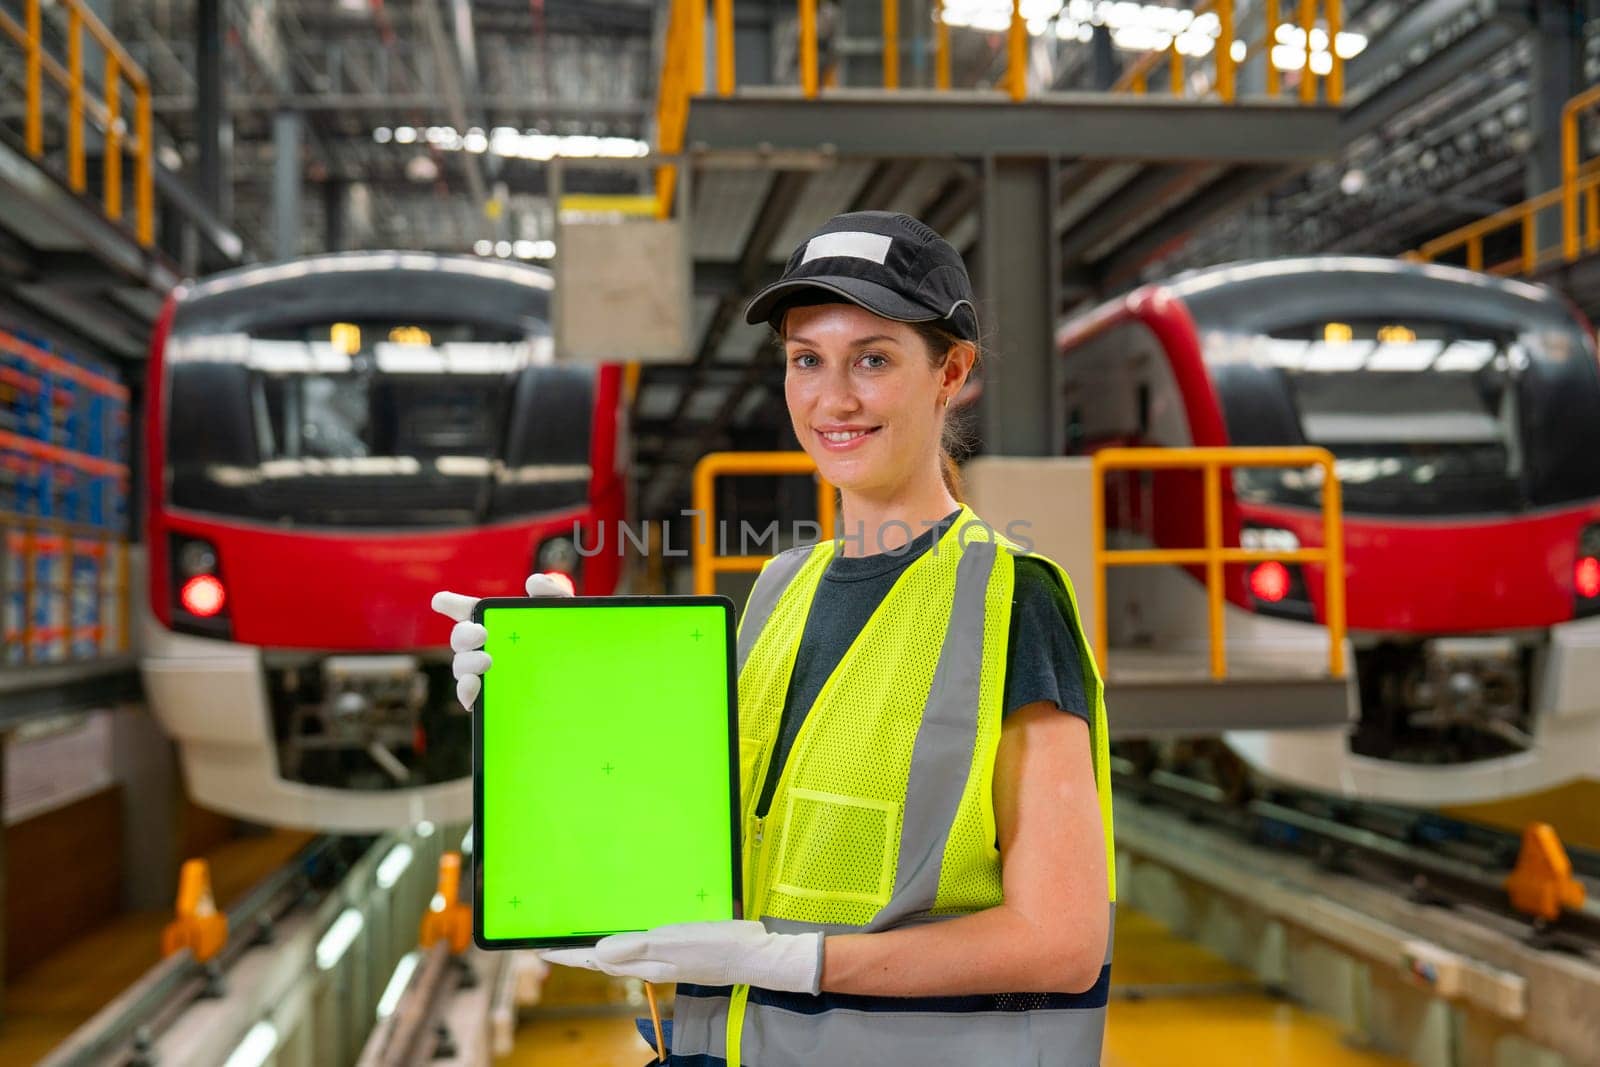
[434,211,1114,1066]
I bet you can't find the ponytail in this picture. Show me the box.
[940,448,965,503]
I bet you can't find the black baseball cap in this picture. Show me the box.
[744,211,979,341]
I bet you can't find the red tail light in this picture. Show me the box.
[180,574,227,617]
[169,534,233,638]
[1580,525,1600,617]
[1578,556,1600,600]
[1249,561,1291,603]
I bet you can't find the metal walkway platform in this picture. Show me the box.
[638,87,1339,513]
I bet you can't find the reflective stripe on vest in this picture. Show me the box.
[673,509,1114,1067]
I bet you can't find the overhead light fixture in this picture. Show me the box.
[376,951,423,1020]
[376,842,415,889]
[405,155,440,183]
[316,908,366,971]
[222,1022,279,1067]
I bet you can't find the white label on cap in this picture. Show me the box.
[801,231,892,265]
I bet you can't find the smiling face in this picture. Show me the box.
[782,302,970,499]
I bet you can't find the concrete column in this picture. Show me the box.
[978,156,1060,457]
[274,110,303,262]
[109,707,181,912]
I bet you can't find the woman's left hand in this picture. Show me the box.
[540,920,822,993]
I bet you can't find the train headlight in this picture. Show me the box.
[177,540,218,577]
[1577,524,1600,616]
[535,534,582,589]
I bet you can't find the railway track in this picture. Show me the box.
[40,836,368,1067]
[1111,760,1600,955]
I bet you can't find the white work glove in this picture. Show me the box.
[430,572,575,711]
[539,920,823,994]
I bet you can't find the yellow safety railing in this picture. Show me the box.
[691,452,836,595]
[1414,86,1600,275]
[653,0,1348,211]
[0,0,155,247]
[1114,0,1343,104]
[1090,447,1347,681]
[654,0,702,218]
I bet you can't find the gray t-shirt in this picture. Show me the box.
[754,509,1089,818]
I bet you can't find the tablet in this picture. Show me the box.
[471,595,740,949]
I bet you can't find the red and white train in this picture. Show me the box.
[1059,257,1600,806]
[140,253,628,831]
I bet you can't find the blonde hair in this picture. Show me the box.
[909,321,980,503]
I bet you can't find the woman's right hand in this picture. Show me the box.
[430,572,575,711]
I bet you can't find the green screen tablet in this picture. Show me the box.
[472,595,740,949]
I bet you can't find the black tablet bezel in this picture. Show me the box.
[470,594,742,950]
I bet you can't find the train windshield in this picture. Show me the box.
[1216,320,1600,516]
[163,319,594,527]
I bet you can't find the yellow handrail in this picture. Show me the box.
[883,0,899,90]
[2,0,154,246]
[653,0,694,218]
[1562,83,1600,261]
[1414,158,1600,275]
[716,0,735,94]
[1090,447,1347,682]
[683,0,1343,101]
[1111,0,1340,105]
[691,452,837,595]
[1007,0,1026,102]
[1416,86,1600,274]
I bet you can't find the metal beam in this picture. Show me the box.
[687,90,1340,162]
[143,93,652,119]
[152,164,246,264]
[273,110,303,261]
[1095,165,1295,291]
[1343,0,1480,94]
[1339,17,1520,142]
[692,259,783,297]
[0,661,141,729]
[415,0,488,212]
[1058,163,1197,266]
[13,284,148,359]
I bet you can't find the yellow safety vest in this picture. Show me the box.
[670,506,1116,1067]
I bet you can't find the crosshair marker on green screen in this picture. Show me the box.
[474,598,739,947]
